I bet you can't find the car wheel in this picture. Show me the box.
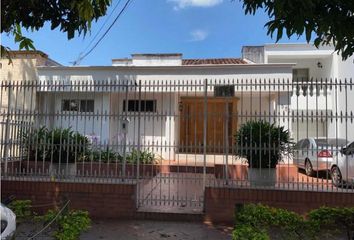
[331,166,343,187]
[305,160,314,176]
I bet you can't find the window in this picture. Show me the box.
[343,142,354,156]
[80,100,94,112]
[315,139,349,148]
[302,139,310,149]
[293,69,309,82]
[62,100,79,111]
[214,85,235,97]
[293,68,311,96]
[123,100,156,112]
[62,99,94,112]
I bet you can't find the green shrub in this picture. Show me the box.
[232,225,269,240]
[78,148,157,165]
[308,206,354,240]
[55,210,91,240]
[126,149,156,164]
[8,200,32,221]
[235,120,291,168]
[22,127,89,163]
[80,147,123,163]
[40,209,91,240]
[233,204,354,240]
[233,204,311,240]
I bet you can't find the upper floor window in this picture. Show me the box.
[293,68,309,82]
[293,68,314,96]
[123,100,156,112]
[62,99,94,112]
[214,85,235,97]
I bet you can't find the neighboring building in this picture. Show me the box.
[0,51,60,160]
[243,43,354,141]
[0,50,60,110]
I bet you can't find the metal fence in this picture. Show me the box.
[1,79,354,211]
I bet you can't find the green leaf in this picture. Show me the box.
[16,23,22,35]
[305,25,312,43]
[276,27,283,42]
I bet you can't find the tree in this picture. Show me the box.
[1,0,111,57]
[241,0,354,59]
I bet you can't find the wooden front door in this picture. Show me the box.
[179,97,238,153]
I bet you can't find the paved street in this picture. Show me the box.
[80,220,232,240]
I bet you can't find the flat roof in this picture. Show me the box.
[131,53,182,57]
[37,63,295,70]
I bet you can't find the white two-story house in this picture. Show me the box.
[243,43,354,142]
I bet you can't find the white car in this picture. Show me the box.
[330,141,354,187]
[0,203,16,240]
[293,138,349,176]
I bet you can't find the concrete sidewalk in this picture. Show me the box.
[80,220,232,240]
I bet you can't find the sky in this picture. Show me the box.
[1,0,308,66]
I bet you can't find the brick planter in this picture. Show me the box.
[1,160,50,175]
[4,161,160,178]
[76,162,160,178]
[166,165,215,174]
[214,164,248,180]
[214,164,310,183]
[1,180,136,219]
[204,187,354,224]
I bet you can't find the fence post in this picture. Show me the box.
[3,82,12,176]
[203,79,208,193]
[225,100,229,185]
[122,82,129,180]
[136,80,142,208]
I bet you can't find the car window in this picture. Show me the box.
[345,142,354,156]
[302,139,310,149]
[315,138,349,148]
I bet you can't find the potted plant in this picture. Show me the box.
[235,120,291,187]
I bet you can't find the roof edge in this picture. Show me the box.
[37,63,295,70]
[4,50,49,58]
[131,53,182,57]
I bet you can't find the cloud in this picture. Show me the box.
[169,0,223,10]
[189,29,209,41]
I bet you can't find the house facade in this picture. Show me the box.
[34,44,354,161]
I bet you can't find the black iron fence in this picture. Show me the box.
[1,79,354,199]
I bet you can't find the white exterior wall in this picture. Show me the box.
[334,55,354,141]
[338,55,354,79]
[37,64,292,160]
[38,65,293,86]
[109,92,177,160]
[129,55,182,66]
[46,92,111,144]
[267,57,334,79]
[265,44,354,142]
